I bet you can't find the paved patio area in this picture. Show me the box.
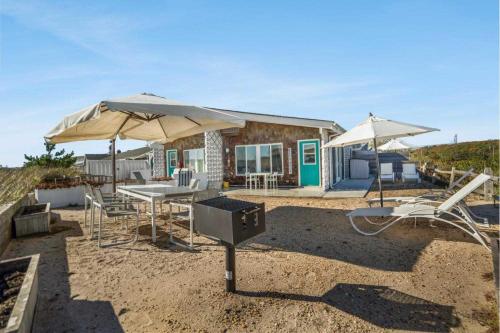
[225,177,375,199]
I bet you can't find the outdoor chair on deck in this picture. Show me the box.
[92,188,140,248]
[365,168,488,226]
[402,163,420,183]
[246,173,260,189]
[168,189,221,249]
[132,171,147,185]
[267,172,279,189]
[380,163,395,183]
[347,174,492,248]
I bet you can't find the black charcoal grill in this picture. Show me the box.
[193,196,265,292]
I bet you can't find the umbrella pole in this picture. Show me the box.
[373,138,383,207]
[111,138,116,193]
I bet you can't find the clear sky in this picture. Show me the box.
[0,0,498,166]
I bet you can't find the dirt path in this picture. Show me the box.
[2,192,497,332]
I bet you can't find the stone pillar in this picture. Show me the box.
[204,131,224,189]
[320,129,331,191]
[151,143,165,178]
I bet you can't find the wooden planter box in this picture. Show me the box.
[0,254,39,333]
[13,204,51,237]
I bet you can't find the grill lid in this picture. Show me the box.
[195,197,258,212]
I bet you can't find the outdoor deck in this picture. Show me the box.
[225,177,375,198]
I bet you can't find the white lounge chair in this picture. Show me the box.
[365,168,489,226]
[380,163,395,183]
[368,168,474,206]
[347,173,491,248]
[402,163,419,183]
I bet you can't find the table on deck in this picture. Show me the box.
[248,173,272,190]
[117,184,196,242]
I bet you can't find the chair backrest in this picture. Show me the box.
[133,171,145,181]
[193,189,221,202]
[380,163,393,175]
[402,163,417,175]
[85,184,93,196]
[93,188,105,205]
[438,173,491,212]
[447,168,474,192]
[189,178,200,190]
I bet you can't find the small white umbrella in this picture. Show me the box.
[378,138,415,152]
[45,93,246,191]
[323,113,438,206]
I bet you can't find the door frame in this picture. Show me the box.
[297,139,321,187]
[166,149,178,177]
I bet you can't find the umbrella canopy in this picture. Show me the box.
[322,113,438,206]
[45,93,246,144]
[323,114,438,148]
[378,138,415,152]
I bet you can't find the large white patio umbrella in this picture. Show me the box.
[378,138,415,152]
[323,113,438,206]
[45,93,246,191]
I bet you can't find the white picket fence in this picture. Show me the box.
[85,160,151,181]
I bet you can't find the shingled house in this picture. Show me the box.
[161,109,345,189]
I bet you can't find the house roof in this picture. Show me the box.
[104,147,151,160]
[207,108,345,133]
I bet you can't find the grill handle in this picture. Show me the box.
[241,207,260,226]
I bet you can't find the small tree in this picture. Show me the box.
[24,141,76,168]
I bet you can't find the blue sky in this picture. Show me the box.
[0,0,497,166]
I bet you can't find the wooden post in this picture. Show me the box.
[449,166,456,188]
[484,167,493,200]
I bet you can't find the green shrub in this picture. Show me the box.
[411,140,499,175]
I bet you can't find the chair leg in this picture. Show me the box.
[189,207,193,248]
[84,197,88,227]
[169,204,173,244]
[98,207,103,248]
[134,207,139,243]
[90,204,95,239]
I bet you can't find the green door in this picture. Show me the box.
[298,140,320,186]
[166,150,177,177]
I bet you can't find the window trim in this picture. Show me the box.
[302,143,317,165]
[235,143,284,176]
[183,148,206,173]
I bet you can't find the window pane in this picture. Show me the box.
[271,144,283,173]
[303,143,316,164]
[183,151,190,168]
[246,146,257,173]
[260,145,271,173]
[236,147,246,175]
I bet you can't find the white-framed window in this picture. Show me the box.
[302,143,317,165]
[235,143,283,176]
[183,148,205,173]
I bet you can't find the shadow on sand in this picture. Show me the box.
[244,205,485,272]
[2,214,124,332]
[238,283,460,332]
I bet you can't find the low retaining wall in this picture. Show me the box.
[0,194,35,255]
[35,183,113,208]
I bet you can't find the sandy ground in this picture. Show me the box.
[2,188,498,333]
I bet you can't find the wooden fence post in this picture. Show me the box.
[449,166,456,187]
[484,167,494,200]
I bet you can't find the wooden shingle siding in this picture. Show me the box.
[163,121,323,186]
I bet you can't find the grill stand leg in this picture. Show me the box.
[224,243,236,293]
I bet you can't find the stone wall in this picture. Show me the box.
[0,194,34,255]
